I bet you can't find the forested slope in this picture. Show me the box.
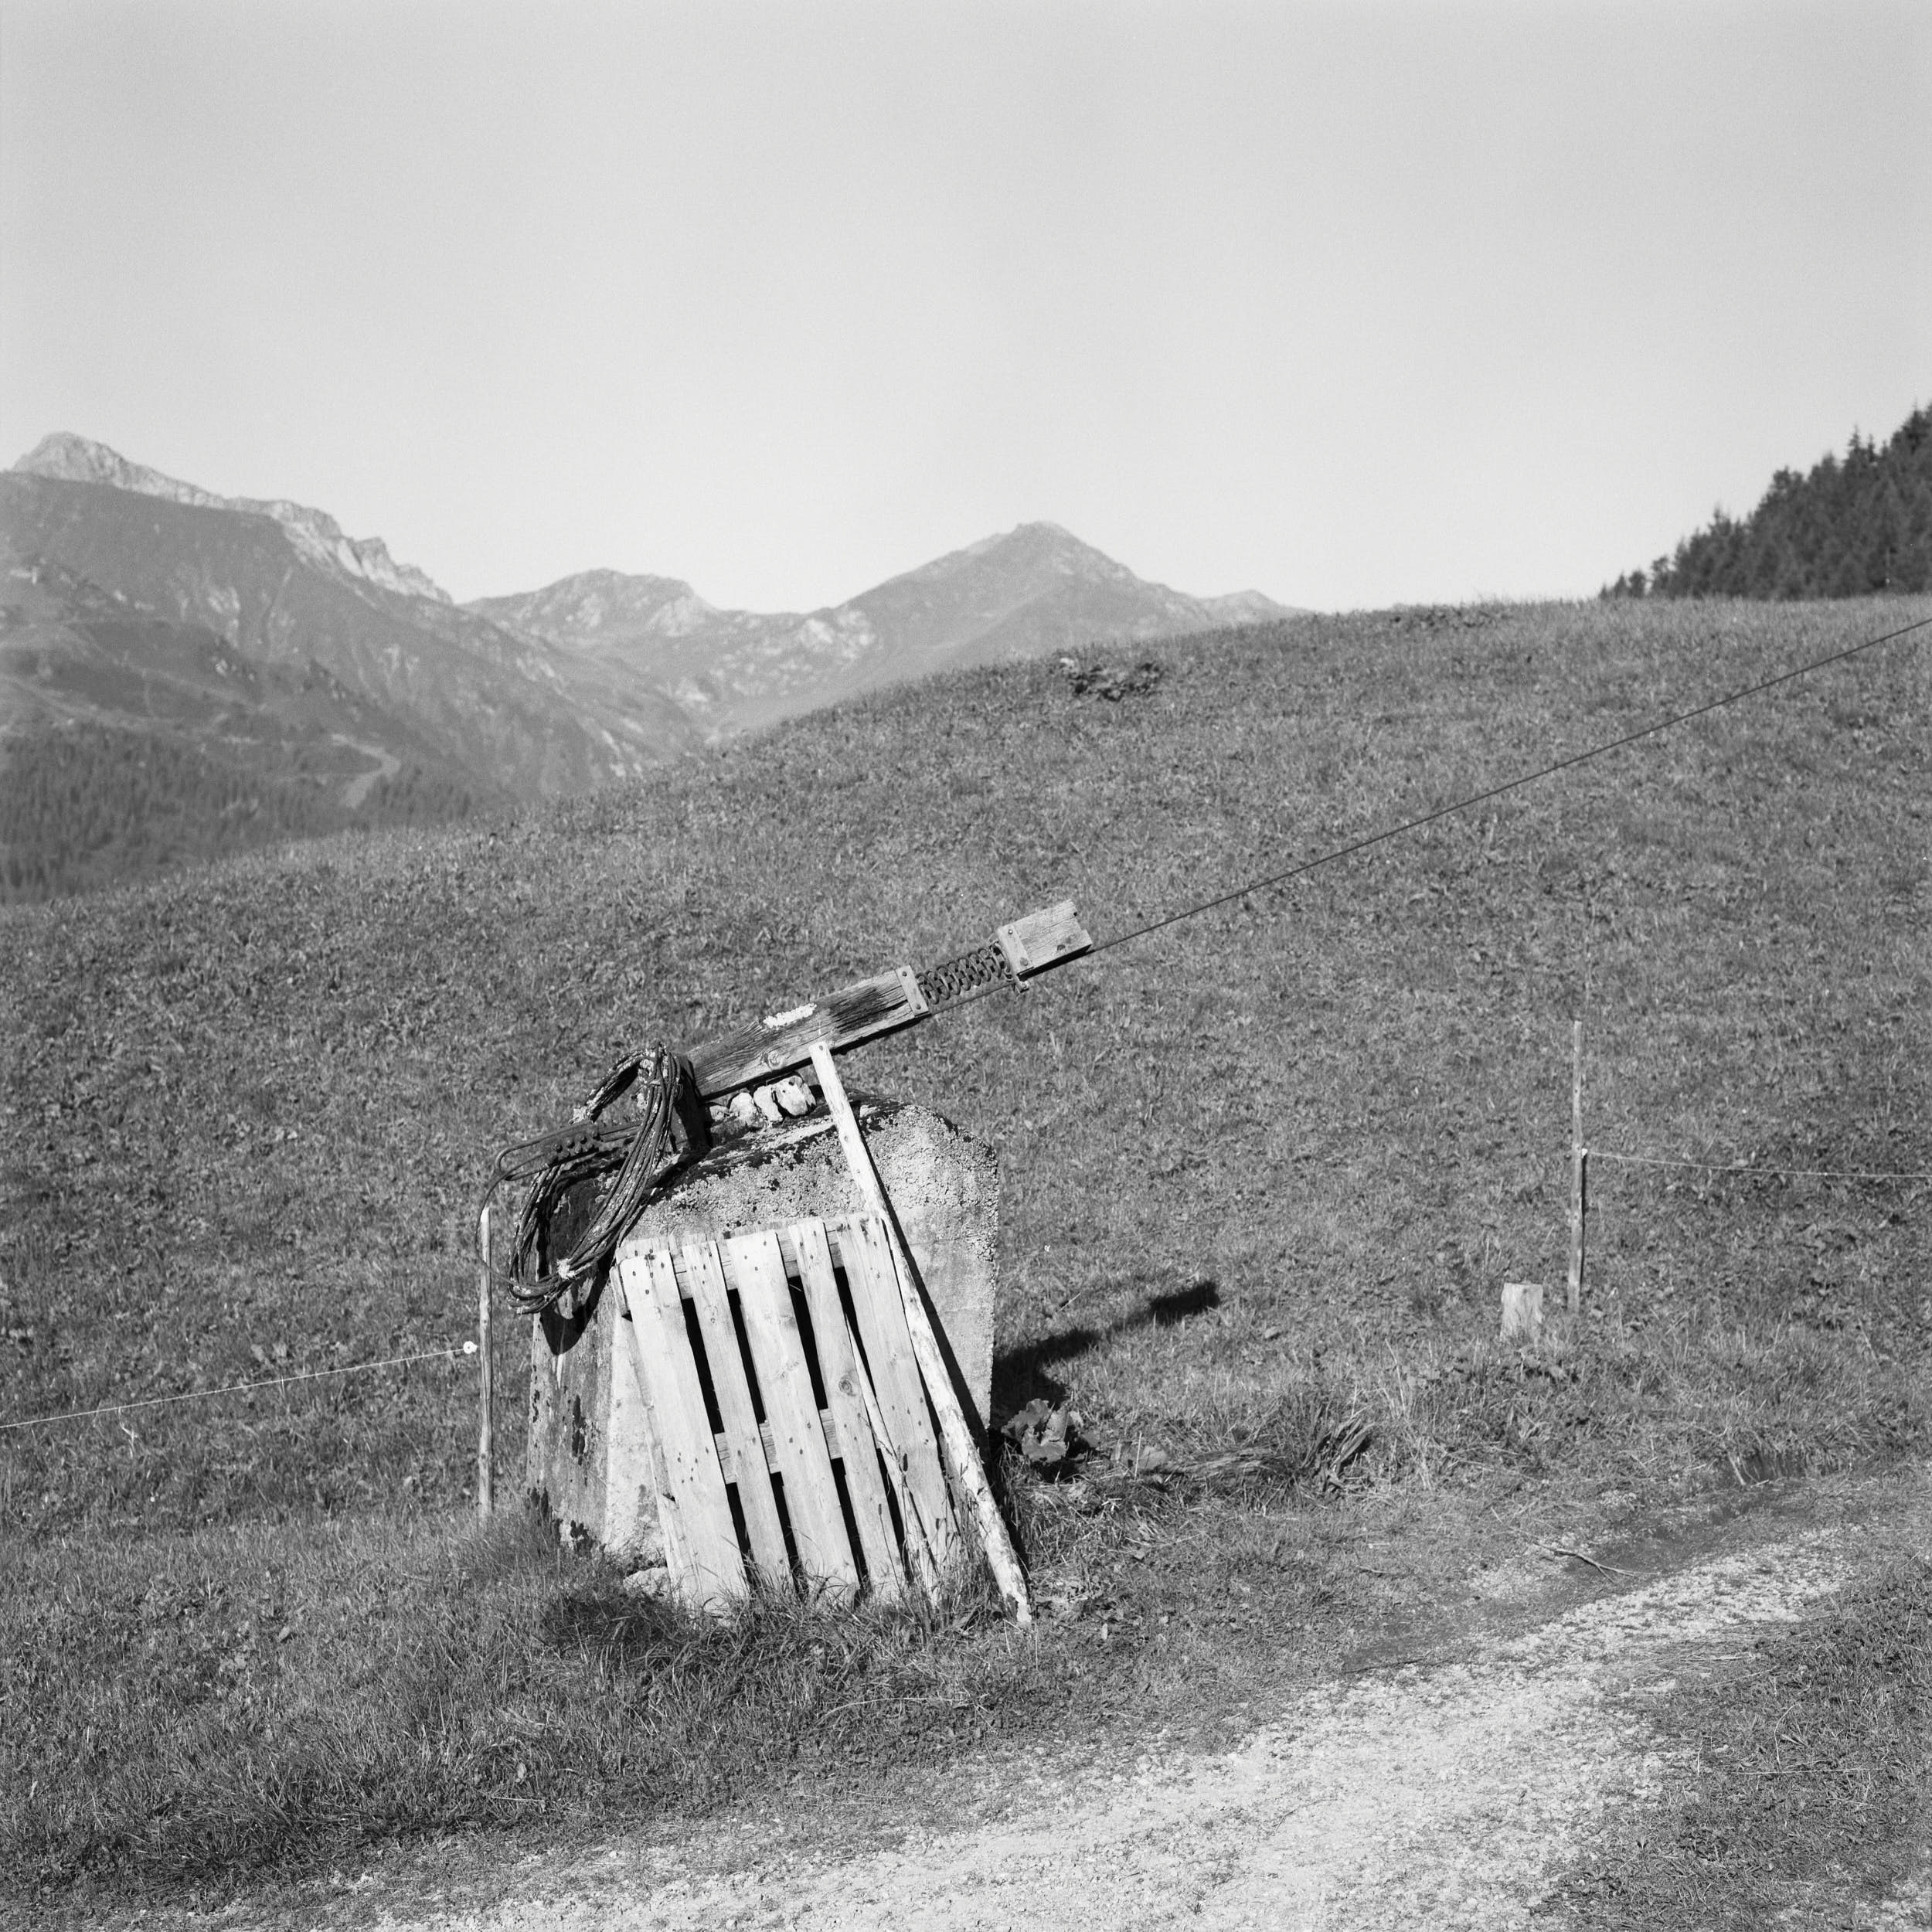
[1608,404,1932,599]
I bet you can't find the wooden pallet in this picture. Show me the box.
[615,1213,964,1613]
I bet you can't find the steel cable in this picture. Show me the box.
[929,607,1932,1019]
[482,607,1931,1318]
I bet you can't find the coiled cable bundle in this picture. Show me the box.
[489,1042,708,1318]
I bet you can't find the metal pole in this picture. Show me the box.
[1567,1019,1586,1315]
[477,1200,495,1521]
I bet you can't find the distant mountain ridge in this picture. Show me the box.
[2,432,1300,898]
[2,437,702,896]
[16,431,453,606]
[470,521,1299,736]
[469,567,718,648]
[0,465,695,798]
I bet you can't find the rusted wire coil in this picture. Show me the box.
[491,1043,706,1318]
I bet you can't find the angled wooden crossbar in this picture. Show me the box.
[686,900,1091,1099]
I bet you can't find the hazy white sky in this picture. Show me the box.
[2,1,1926,611]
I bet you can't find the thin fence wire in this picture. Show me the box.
[1587,1148,1930,1182]
[923,609,1932,1207]
[0,1341,478,1434]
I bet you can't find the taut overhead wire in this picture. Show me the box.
[938,607,1932,1015]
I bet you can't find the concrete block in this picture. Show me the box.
[527,1096,997,1556]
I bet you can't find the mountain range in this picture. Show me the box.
[469,531,1293,738]
[0,433,1297,896]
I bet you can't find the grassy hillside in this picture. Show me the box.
[3,594,1929,1901]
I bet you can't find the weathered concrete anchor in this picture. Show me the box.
[527,1086,998,1563]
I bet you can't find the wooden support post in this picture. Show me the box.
[1567,1019,1587,1316]
[477,1200,495,1522]
[808,1043,1033,1625]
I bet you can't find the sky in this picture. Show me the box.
[2,1,1927,613]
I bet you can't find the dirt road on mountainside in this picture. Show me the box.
[250,1462,1920,1932]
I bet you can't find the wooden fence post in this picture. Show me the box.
[477,1200,495,1522]
[1567,1019,1587,1315]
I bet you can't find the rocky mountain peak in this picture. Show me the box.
[12,433,451,605]
[908,519,1128,585]
[465,567,714,648]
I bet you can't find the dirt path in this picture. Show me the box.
[341,1468,1926,1932]
[331,734,401,808]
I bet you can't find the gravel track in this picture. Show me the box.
[346,1468,1927,1932]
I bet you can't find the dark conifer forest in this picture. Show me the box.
[0,726,477,903]
[1606,405,1932,600]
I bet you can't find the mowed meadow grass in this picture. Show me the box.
[2,594,1929,1902]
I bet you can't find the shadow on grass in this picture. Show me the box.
[992,1279,1220,1417]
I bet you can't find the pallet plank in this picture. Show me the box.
[612,1291,694,1585]
[682,1237,792,1584]
[616,1247,747,1613]
[833,1216,960,1573]
[789,1218,907,1601]
[724,1230,862,1598]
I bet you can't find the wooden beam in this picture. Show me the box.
[791,1217,909,1601]
[996,900,1091,978]
[685,902,1093,1100]
[1568,1019,1587,1315]
[810,1042,1033,1624]
[726,1229,862,1600]
[681,1237,792,1585]
[475,1202,493,1522]
[834,1216,956,1587]
[689,968,927,1099]
[617,1248,747,1614]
